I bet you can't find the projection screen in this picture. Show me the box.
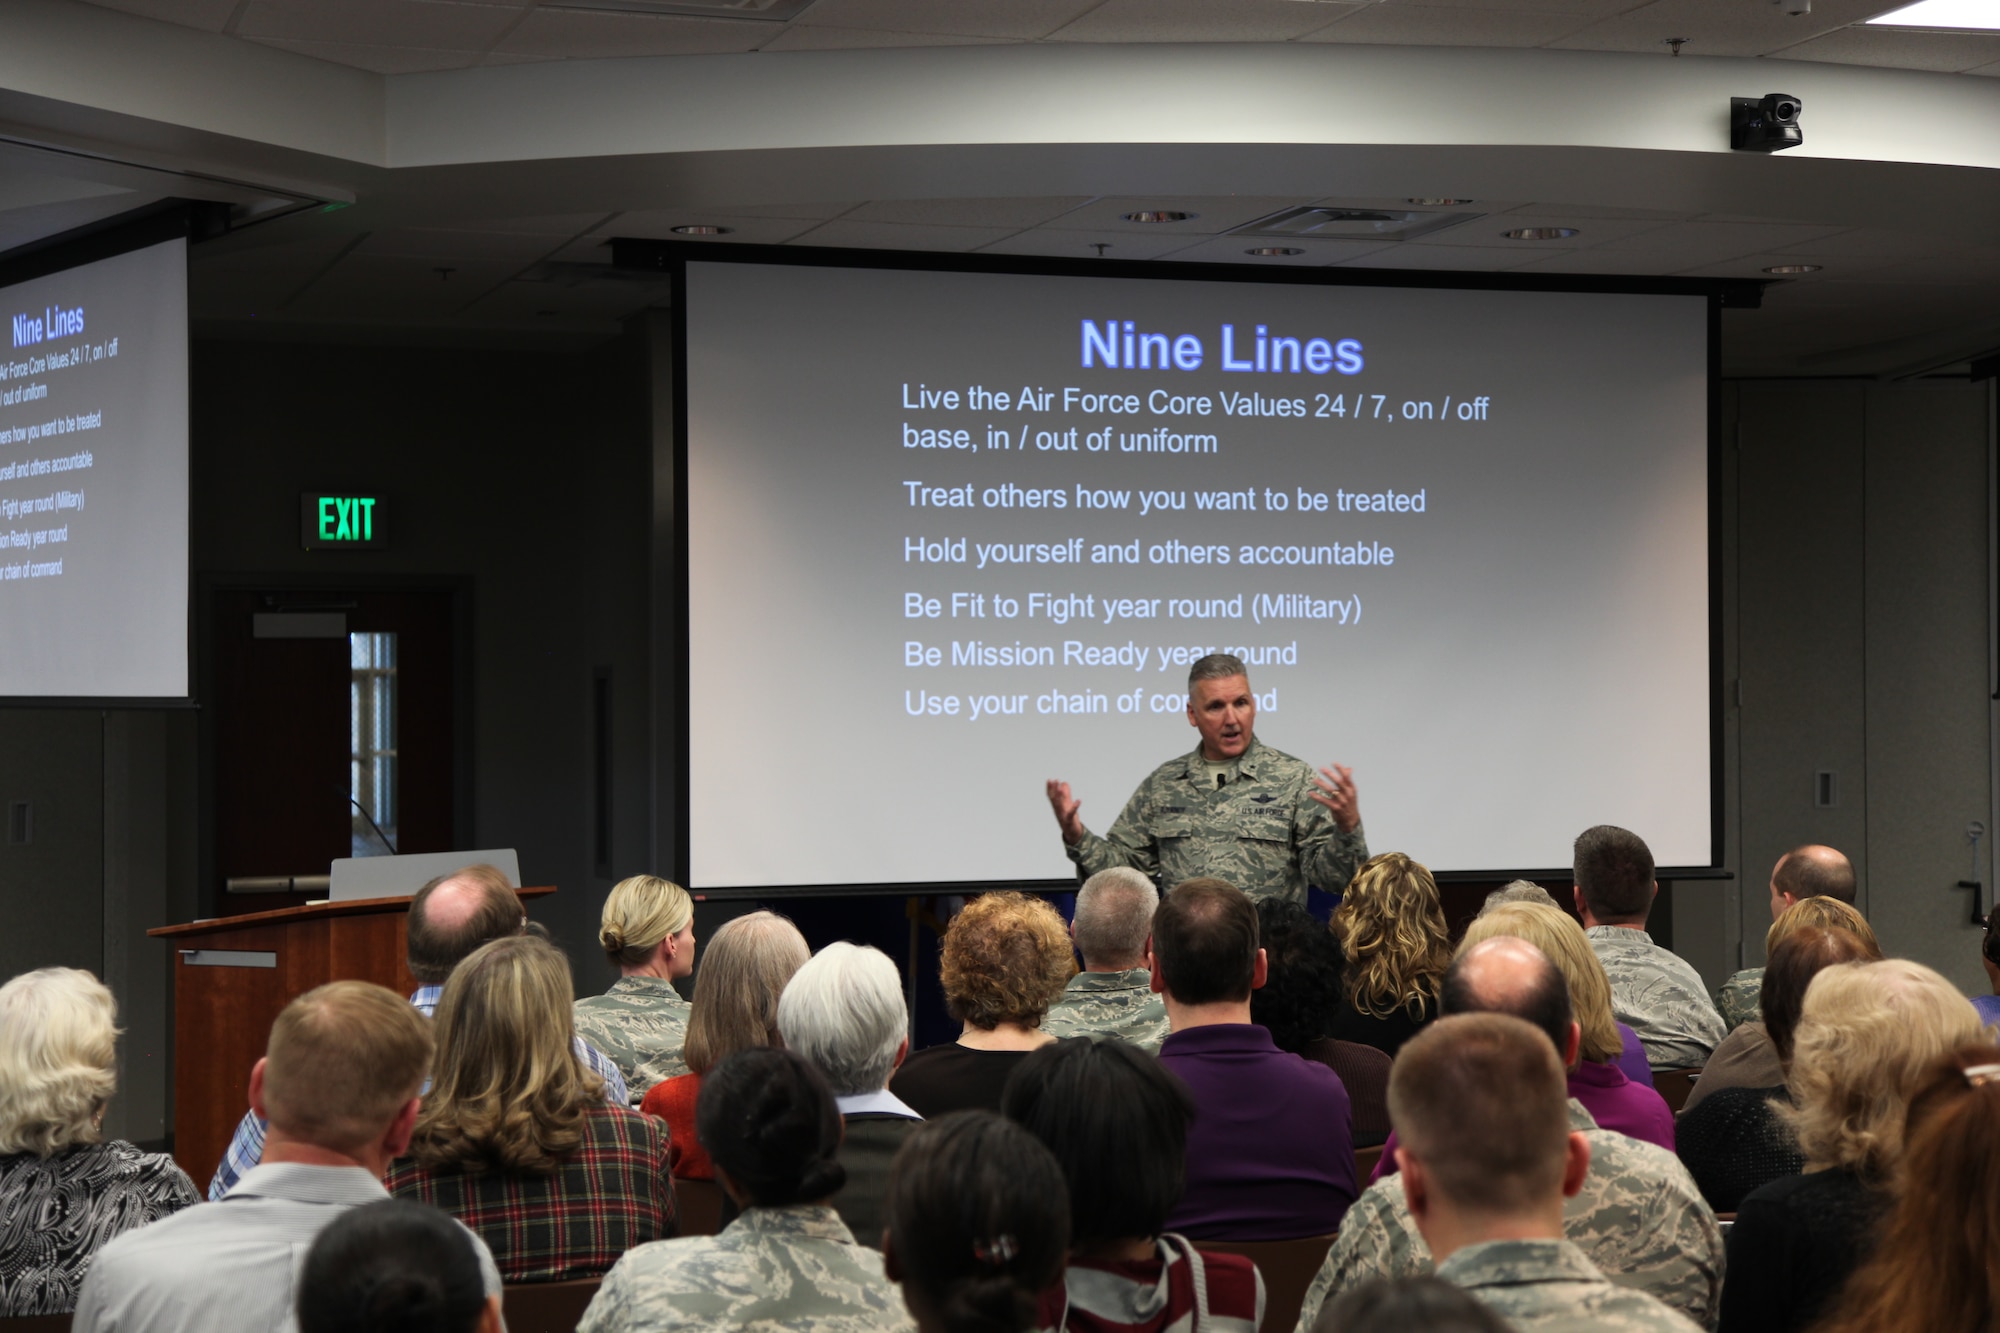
[680,254,1714,890]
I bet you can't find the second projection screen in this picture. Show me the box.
[685,259,1710,888]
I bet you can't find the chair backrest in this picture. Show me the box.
[503,1277,602,1333]
[1353,1143,1384,1183]
[1195,1236,1338,1333]
[0,1314,73,1333]
[1318,1040,1392,1146]
[1653,1067,1702,1114]
[676,1176,728,1237]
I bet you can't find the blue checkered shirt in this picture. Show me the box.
[206,983,629,1200]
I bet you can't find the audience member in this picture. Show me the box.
[1975,913,2000,1026]
[573,874,697,1100]
[1459,906,1674,1151]
[1151,878,1356,1239]
[1684,899,1878,1114]
[1040,868,1169,1051]
[1300,939,1721,1331]
[641,910,809,1178]
[778,942,920,1250]
[1675,924,1875,1213]
[0,968,197,1315]
[1713,846,1856,1031]
[1001,1039,1264,1333]
[209,863,628,1198]
[1478,881,1559,914]
[1330,853,1451,1057]
[884,1111,1067,1333]
[1313,1277,1511,1333]
[1813,1043,2000,1333]
[583,1048,910,1333]
[1573,826,1725,1070]
[297,1199,501,1333]
[1385,1013,1700,1331]
[891,893,1070,1117]
[75,982,502,1333]
[387,935,674,1281]
[1256,898,1389,1147]
[1718,959,1983,1333]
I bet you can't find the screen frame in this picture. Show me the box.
[660,239,1732,896]
[0,204,196,709]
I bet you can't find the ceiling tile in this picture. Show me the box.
[783,219,1026,251]
[842,197,1092,228]
[1672,253,1847,279]
[1558,219,1850,266]
[493,8,768,58]
[1403,213,1669,248]
[974,230,1202,261]
[791,0,1102,39]
[1548,0,1893,58]
[705,202,863,220]
[236,0,522,48]
[78,0,242,28]
[1498,202,1697,220]
[1297,4,1598,46]
[244,37,486,72]
[760,25,1014,49]
[1338,244,1544,271]
[1156,234,1397,265]
[1769,24,2000,71]
[354,227,560,262]
[1045,196,1321,235]
[459,213,613,236]
[284,255,522,318]
[587,212,825,245]
[1047,0,1362,44]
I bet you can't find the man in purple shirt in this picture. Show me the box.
[1149,877,1356,1240]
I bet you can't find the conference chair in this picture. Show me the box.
[1302,1038,1391,1147]
[0,1315,71,1333]
[675,1176,728,1237]
[1196,1236,1338,1333]
[1652,1067,1702,1114]
[503,1277,602,1333]
[1354,1143,1384,1181]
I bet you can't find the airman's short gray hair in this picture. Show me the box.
[1073,867,1159,967]
[1187,653,1249,690]
[1480,881,1560,916]
[776,942,908,1096]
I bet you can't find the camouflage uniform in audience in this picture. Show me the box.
[572,976,692,1102]
[1066,738,1369,904]
[1585,927,1727,1069]
[1712,967,1763,1032]
[1040,969,1170,1051]
[1295,1101,1723,1332]
[1437,1238,1704,1332]
[578,1205,912,1333]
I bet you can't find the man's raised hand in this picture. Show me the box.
[1046,779,1086,846]
[1310,764,1362,833]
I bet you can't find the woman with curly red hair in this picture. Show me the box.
[890,892,1073,1118]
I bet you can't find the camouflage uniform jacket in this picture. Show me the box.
[573,976,692,1103]
[578,1204,914,1333]
[1713,968,1763,1032]
[1585,927,1726,1070]
[1040,969,1170,1051]
[1436,1238,1704,1333]
[1067,737,1368,904]
[1294,1100,1724,1332]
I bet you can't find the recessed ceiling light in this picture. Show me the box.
[1868,0,2000,28]
[1503,227,1579,240]
[672,225,733,236]
[1245,247,1306,257]
[1763,263,1823,274]
[1407,198,1474,206]
[1122,210,1195,224]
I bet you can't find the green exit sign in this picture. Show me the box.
[301,493,386,549]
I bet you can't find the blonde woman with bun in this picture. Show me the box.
[1330,852,1452,1057]
[572,875,697,1102]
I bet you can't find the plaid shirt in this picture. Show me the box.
[386,1104,675,1282]
[207,984,631,1200]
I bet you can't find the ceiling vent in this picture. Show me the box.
[1233,206,1481,243]
[543,0,820,20]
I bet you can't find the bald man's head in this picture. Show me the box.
[406,864,522,984]
[1441,938,1577,1071]
[1769,844,1856,922]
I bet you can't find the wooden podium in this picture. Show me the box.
[148,887,555,1189]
